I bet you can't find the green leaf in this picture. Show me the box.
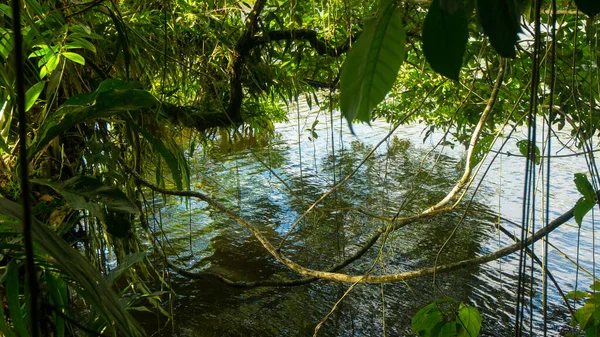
[574,173,597,203]
[457,303,482,337]
[340,0,406,125]
[575,0,600,17]
[574,197,595,226]
[65,37,96,53]
[423,0,469,80]
[567,290,591,300]
[132,124,186,190]
[476,0,521,58]
[62,52,85,65]
[28,88,158,159]
[40,53,60,78]
[24,81,45,112]
[516,139,540,165]
[106,252,146,285]
[31,176,139,215]
[5,261,28,337]
[412,299,456,336]
[0,198,145,337]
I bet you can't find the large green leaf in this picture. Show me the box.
[574,173,597,203]
[457,303,482,337]
[31,176,139,216]
[574,197,595,226]
[0,198,145,337]
[476,0,521,58]
[340,0,406,125]
[24,81,45,112]
[28,86,158,160]
[575,0,600,17]
[423,0,469,80]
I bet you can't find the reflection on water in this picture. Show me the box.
[144,101,599,336]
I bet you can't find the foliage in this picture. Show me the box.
[412,298,482,337]
[0,0,599,335]
[567,282,600,336]
[573,173,598,226]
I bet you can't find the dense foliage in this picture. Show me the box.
[1,0,600,336]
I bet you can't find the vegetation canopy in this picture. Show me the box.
[1,0,600,335]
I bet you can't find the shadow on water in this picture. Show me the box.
[137,108,585,336]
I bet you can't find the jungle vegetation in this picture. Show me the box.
[1,0,600,336]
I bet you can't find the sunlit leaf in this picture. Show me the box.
[423,0,468,80]
[574,173,597,202]
[575,0,600,17]
[457,303,482,337]
[62,51,85,65]
[40,53,60,79]
[24,81,45,112]
[476,0,521,58]
[340,0,406,126]
[65,37,96,53]
[566,290,591,300]
[574,197,595,226]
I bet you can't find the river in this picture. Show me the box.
[141,100,598,336]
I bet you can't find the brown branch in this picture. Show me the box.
[255,29,353,56]
[225,0,268,124]
[122,160,576,284]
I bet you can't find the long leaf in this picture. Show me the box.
[31,176,139,214]
[5,260,28,337]
[0,198,145,337]
[28,88,158,160]
[133,123,186,190]
[106,252,146,285]
[340,0,406,125]
[423,0,468,80]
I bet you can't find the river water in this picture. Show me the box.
[144,101,599,336]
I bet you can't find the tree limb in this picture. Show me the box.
[122,161,576,284]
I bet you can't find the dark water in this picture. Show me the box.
[141,102,599,336]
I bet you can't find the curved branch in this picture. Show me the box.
[424,58,506,213]
[123,161,576,284]
[255,29,353,56]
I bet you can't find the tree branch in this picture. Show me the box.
[255,29,353,56]
[122,161,576,284]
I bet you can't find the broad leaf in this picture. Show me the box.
[65,37,96,53]
[423,0,469,80]
[40,53,60,78]
[62,51,85,65]
[28,88,158,159]
[566,290,591,300]
[574,173,597,203]
[517,139,540,165]
[575,0,600,17]
[340,0,406,125]
[476,0,521,58]
[24,81,45,112]
[457,303,482,337]
[0,198,145,337]
[31,176,139,215]
[574,197,595,226]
